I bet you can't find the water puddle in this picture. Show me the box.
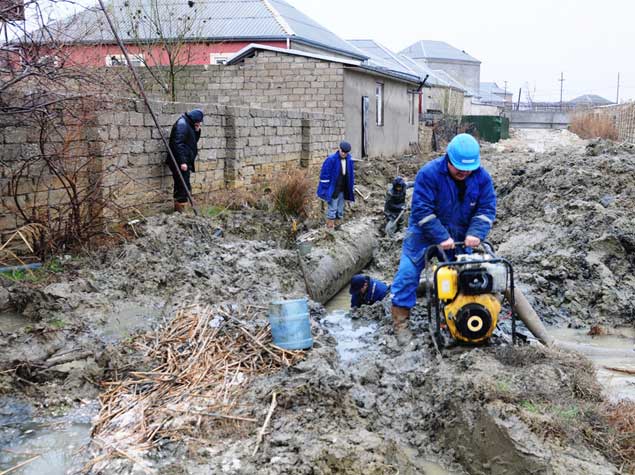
[549,327,635,402]
[96,301,161,342]
[0,400,96,474]
[322,287,379,364]
[0,311,27,335]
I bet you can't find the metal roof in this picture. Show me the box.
[38,0,366,59]
[347,39,422,82]
[227,42,420,84]
[400,40,480,64]
[226,43,359,66]
[480,82,506,95]
[430,69,473,96]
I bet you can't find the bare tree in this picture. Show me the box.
[0,1,128,256]
[114,0,202,101]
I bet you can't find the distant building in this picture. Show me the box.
[400,40,481,95]
[479,82,513,105]
[34,0,367,66]
[568,94,614,108]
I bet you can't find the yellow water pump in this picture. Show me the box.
[426,243,516,346]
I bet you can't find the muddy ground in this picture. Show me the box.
[1,129,634,474]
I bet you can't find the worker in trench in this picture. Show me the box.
[166,109,204,213]
[316,141,355,229]
[390,134,497,345]
[384,176,414,234]
[349,274,390,308]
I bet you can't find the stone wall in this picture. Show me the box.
[418,124,433,154]
[0,97,343,235]
[140,50,345,117]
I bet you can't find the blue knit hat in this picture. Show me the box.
[339,141,351,153]
[188,109,204,123]
[349,274,368,294]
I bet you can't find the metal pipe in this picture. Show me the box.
[96,0,198,215]
[504,287,554,347]
[0,263,42,273]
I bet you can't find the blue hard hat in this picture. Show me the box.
[447,134,480,171]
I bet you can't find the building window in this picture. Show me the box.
[105,54,144,67]
[375,82,384,126]
[210,53,232,65]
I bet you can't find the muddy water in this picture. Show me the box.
[96,301,162,342]
[0,311,26,334]
[323,288,380,364]
[323,289,454,475]
[550,327,635,402]
[0,401,96,474]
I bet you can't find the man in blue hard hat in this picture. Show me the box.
[167,109,204,212]
[316,141,355,229]
[350,274,390,308]
[390,133,496,344]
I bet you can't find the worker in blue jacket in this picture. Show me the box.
[391,134,496,344]
[350,275,390,308]
[316,141,355,229]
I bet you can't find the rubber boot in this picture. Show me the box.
[174,201,187,213]
[392,305,413,346]
[326,219,335,229]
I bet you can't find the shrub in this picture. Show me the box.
[272,170,313,220]
[570,112,618,140]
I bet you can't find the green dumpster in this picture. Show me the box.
[461,115,510,143]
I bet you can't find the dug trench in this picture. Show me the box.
[1,129,634,474]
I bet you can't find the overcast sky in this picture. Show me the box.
[291,0,631,103]
[38,0,633,102]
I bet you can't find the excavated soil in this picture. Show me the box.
[1,129,633,474]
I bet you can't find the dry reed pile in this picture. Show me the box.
[87,304,305,471]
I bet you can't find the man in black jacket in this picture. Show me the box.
[167,109,203,212]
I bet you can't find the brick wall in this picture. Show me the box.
[139,50,345,117]
[0,97,343,235]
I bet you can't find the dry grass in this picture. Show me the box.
[87,304,305,471]
[272,170,314,220]
[570,112,618,140]
[204,188,261,210]
[594,401,635,473]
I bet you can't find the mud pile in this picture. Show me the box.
[485,135,635,325]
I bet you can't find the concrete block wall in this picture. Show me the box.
[418,124,433,154]
[0,97,343,235]
[141,51,346,117]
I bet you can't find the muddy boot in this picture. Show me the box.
[174,201,187,213]
[326,219,335,229]
[334,219,342,230]
[392,305,414,346]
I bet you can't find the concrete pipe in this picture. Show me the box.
[297,219,378,304]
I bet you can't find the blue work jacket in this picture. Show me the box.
[404,156,496,264]
[316,151,355,202]
[351,278,390,308]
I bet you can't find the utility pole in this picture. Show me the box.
[504,80,508,107]
[616,72,620,104]
[558,72,565,111]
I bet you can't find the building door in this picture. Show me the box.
[361,96,369,157]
